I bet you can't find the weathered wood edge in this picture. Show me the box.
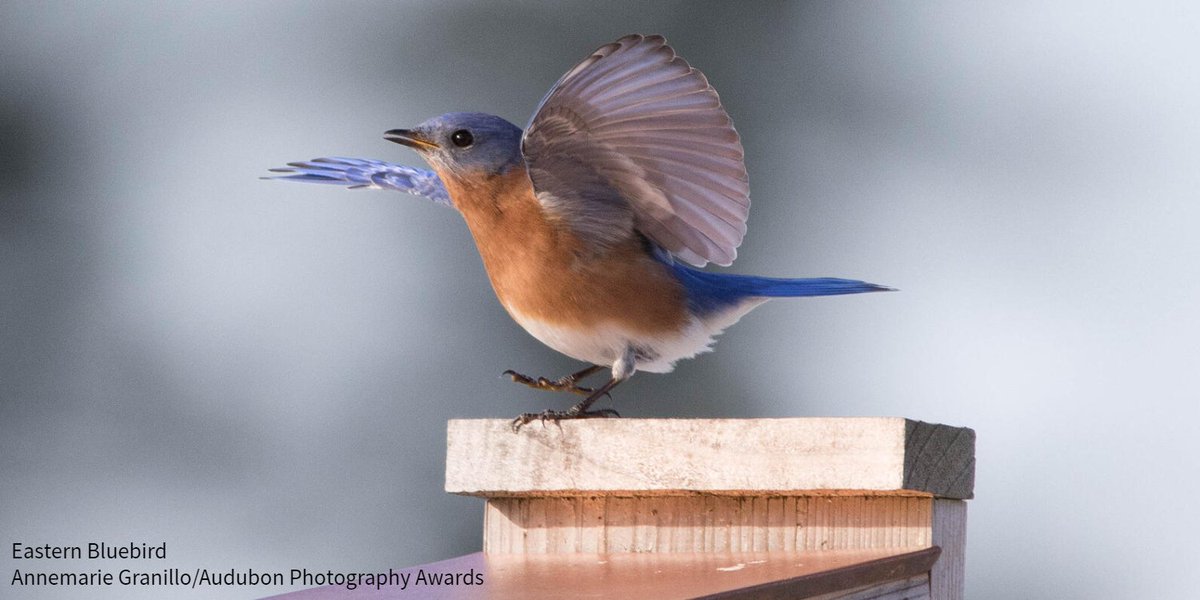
[700,546,941,600]
[903,420,976,499]
[930,499,968,600]
[264,548,942,600]
[447,418,974,499]
[460,488,935,498]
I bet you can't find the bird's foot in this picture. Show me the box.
[502,368,596,397]
[506,366,620,431]
[510,406,621,432]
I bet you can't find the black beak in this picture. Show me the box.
[384,129,439,150]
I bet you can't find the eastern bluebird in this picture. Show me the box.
[267,34,891,428]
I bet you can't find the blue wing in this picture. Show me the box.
[264,157,451,206]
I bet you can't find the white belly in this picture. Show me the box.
[506,298,767,374]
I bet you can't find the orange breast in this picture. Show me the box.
[442,168,689,336]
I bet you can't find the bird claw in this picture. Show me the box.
[510,406,621,432]
[502,369,594,396]
[504,365,618,431]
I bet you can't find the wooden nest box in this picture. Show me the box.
[446,417,974,599]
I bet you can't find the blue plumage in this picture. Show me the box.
[265,34,895,425]
[265,157,451,206]
[668,260,893,317]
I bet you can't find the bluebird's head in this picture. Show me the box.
[384,112,523,180]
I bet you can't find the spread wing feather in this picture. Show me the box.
[264,157,451,206]
[522,34,750,266]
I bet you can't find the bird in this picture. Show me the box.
[266,34,892,429]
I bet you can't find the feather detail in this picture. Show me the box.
[264,157,451,206]
[522,34,750,267]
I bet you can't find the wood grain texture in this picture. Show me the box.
[447,418,975,499]
[483,495,934,554]
[701,548,939,600]
[930,499,967,600]
[446,418,970,596]
[803,575,931,600]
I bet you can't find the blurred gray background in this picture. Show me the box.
[2,1,1197,598]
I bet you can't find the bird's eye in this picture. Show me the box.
[450,130,474,148]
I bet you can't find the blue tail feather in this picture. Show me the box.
[668,262,893,317]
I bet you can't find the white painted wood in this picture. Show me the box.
[446,418,974,498]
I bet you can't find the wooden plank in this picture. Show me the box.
[483,495,934,554]
[698,548,938,599]
[264,547,940,600]
[929,499,967,600]
[804,574,930,600]
[446,419,974,499]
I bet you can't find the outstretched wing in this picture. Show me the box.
[522,34,749,267]
[265,157,451,206]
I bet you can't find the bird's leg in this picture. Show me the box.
[502,364,605,397]
[510,378,623,431]
[511,347,636,431]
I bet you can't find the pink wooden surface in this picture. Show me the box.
[263,547,939,600]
